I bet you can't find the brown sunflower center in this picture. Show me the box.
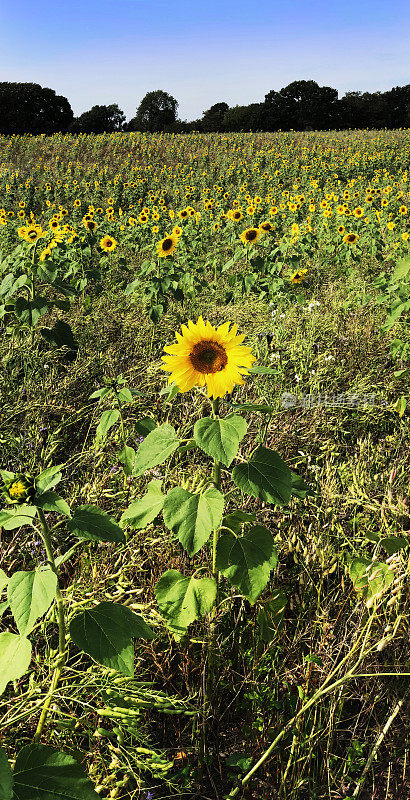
[162,238,173,251]
[245,229,257,241]
[190,340,228,374]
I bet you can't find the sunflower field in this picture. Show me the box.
[0,128,410,800]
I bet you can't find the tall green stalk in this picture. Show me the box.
[199,398,222,765]
[34,508,67,742]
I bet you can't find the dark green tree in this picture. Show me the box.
[223,103,266,131]
[277,80,339,130]
[0,83,73,134]
[69,104,125,133]
[131,90,178,132]
[201,102,229,132]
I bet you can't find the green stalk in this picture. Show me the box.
[199,397,222,766]
[225,610,377,799]
[34,508,67,742]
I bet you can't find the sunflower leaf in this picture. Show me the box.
[0,633,32,695]
[120,480,164,529]
[232,446,291,505]
[12,744,99,800]
[194,415,247,467]
[163,487,224,555]
[215,525,278,603]
[155,570,217,634]
[132,424,179,477]
[7,569,58,636]
[69,602,154,675]
[67,506,124,544]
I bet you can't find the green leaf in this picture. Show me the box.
[215,525,277,603]
[194,415,247,467]
[67,506,124,544]
[221,510,257,534]
[40,320,78,351]
[116,387,133,403]
[163,487,224,556]
[69,602,154,676]
[135,417,156,437]
[349,558,395,607]
[155,570,217,634]
[0,633,31,695]
[149,304,163,324]
[36,465,63,494]
[290,471,311,499]
[120,480,164,529]
[232,446,292,505]
[118,445,136,476]
[14,297,49,326]
[7,570,57,636]
[0,746,13,800]
[248,366,278,375]
[34,492,71,517]
[0,506,37,531]
[95,409,120,446]
[379,536,407,555]
[12,744,99,800]
[132,424,179,477]
[159,382,179,400]
[0,470,15,484]
[257,590,287,642]
[0,569,8,595]
[392,255,410,282]
[89,387,112,400]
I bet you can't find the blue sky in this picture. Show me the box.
[0,0,409,121]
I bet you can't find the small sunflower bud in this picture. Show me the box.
[2,473,36,505]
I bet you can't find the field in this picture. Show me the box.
[1,129,410,800]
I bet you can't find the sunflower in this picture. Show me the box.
[83,219,97,232]
[290,269,308,284]
[2,473,35,505]
[100,235,117,252]
[161,317,255,399]
[156,233,178,257]
[259,221,273,232]
[353,207,364,218]
[25,225,43,243]
[343,233,358,244]
[239,228,261,246]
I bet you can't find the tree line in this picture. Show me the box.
[0,80,409,135]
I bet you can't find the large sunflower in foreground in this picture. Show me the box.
[161,317,256,399]
[156,233,178,258]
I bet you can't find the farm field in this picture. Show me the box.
[1,128,410,800]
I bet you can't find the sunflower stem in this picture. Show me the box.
[34,508,67,742]
[199,398,222,767]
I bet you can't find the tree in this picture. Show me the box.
[0,83,73,134]
[69,104,125,133]
[277,80,339,130]
[223,103,266,132]
[263,90,295,130]
[131,90,178,132]
[201,102,229,132]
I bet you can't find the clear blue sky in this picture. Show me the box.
[0,0,409,121]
